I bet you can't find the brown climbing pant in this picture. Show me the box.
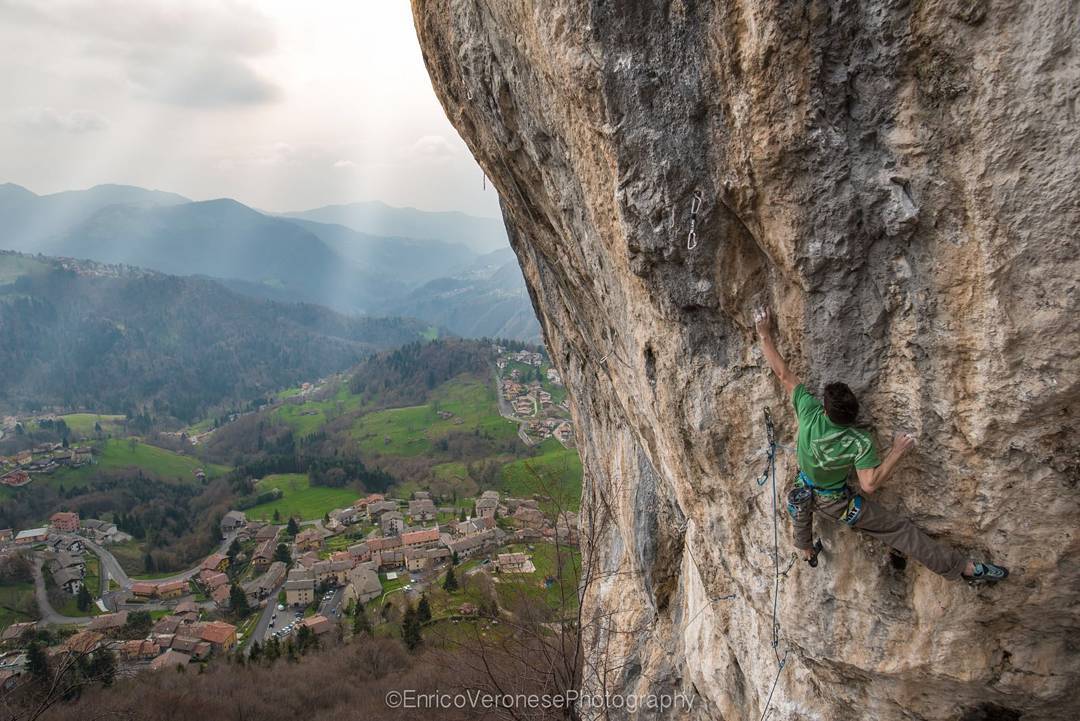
[792,488,969,580]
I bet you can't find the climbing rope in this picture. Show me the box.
[755,407,788,721]
[687,190,703,250]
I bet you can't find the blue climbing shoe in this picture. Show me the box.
[964,562,1009,584]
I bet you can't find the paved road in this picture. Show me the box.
[30,558,91,627]
[318,586,345,620]
[492,366,536,447]
[249,584,284,653]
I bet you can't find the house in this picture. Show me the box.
[151,615,182,636]
[244,560,286,600]
[201,621,239,651]
[118,639,159,661]
[47,551,86,579]
[49,536,84,554]
[0,529,12,543]
[348,542,371,562]
[220,510,247,535]
[380,511,405,536]
[512,505,545,530]
[365,500,398,522]
[284,568,315,606]
[53,567,83,594]
[475,497,499,519]
[252,539,275,571]
[175,600,198,615]
[496,553,533,573]
[150,649,191,671]
[199,570,229,591]
[80,519,119,542]
[169,636,210,660]
[1,622,35,644]
[344,566,382,605]
[14,528,48,545]
[446,529,497,560]
[311,560,335,586]
[401,527,440,550]
[88,611,128,633]
[193,468,207,482]
[301,615,333,636]
[352,493,385,511]
[157,579,188,600]
[408,498,437,521]
[130,581,157,598]
[211,584,231,607]
[64,631,104,654]
[413,490,432,501]
[255,524,279,542]
[48,511,80,533]
[0,471,31,488]
[200,553,229,573]
[295,528,323,552]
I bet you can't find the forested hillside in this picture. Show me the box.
[0,253,432,421]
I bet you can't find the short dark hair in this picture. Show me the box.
[823,382,859,425]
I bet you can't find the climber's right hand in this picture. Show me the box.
[753,306,771,338]
[893,432,916,455]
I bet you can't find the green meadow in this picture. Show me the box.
[246,473,360,521]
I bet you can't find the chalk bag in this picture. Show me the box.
[840,495,864,526]
[786,487,813,520]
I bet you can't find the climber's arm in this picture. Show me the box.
[754,307,799,394]
[856,434,915,494]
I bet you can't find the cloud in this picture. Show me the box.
[126,48,280,107]
[409,134,458,160]
[0,0,281,108]
[9,106,109,133]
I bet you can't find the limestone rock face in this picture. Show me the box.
[412,1,1079,719]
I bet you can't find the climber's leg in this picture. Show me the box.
[791,498,814,551]
[846,496,968,580]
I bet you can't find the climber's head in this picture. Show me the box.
[823,382,859,425]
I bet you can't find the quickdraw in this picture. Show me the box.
[686,190,703,250]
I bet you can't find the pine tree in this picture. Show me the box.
[26,641,48,682]
[352,606,371,636]
[452,550,460,566]
[286,517,299,536]
[402,606,422,650]
[77,584,93,612]
[417,595,432,624]
[274,543,291,564]
[249,640,262,663]
[273,509,281,523]
[443,566,458,592]
[229,584,250,617]
[89,648,117,686]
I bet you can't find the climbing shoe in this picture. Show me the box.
[964,562,1009,584]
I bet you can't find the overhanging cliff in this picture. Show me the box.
[411,1,1079,719]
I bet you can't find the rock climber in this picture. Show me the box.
[753,306,1008,584]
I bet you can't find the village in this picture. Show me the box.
[0,441,96,489]
[0,483,578,689]
[495,347,575,447]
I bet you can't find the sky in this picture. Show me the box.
[0,1,501,217]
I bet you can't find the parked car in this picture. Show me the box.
[277,604,285,611]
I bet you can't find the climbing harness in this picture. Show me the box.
[686,190,703,250]
[753,408,787,721]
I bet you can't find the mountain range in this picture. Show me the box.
[0,251,434,421]
[0,183,539,342]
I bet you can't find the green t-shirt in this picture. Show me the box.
[792,384,880,489]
